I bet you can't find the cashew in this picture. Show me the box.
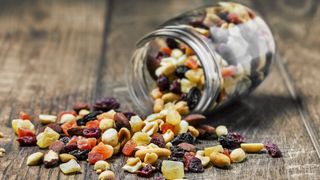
[135,148,171,160]
[59,154,76,163]
[215,125,228,137]
[129,115,145,133]
[118,127,131,147]
[162,129,174,143]
[123,158,142,173]
[94,160,111,173]
[98,170,115,180]
[142,122,158,136]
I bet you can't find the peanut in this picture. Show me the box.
[27,152,44,166]
[98,170,115,180]
[195,151,210,167]
[151,88,163,99]
[144,152,158,165]
[210,152,231,168]
[153,99,164,113]
[135,148,171,160]
[230,148,246,163]
[240,143,264,153]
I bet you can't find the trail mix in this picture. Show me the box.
[11,97,281,179]
[146,2,274,111]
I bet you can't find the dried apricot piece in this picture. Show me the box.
[122,140,137,156]
[17,128,35,137]
[19,112,31,120]
[61,120,77,136]
[77,137,97,150]
[185,57,198,69]
[161,123,175,134]
[86,120,100,128]
[88,142,113,164]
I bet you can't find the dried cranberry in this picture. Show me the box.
[157,75,170,91]
[150,133,165,148]
[59,136,71,145]
[122,111,137,120]
[93,97,120,112]
[166,38,179,49]
[187,157,204,172]
[61,144,77,153]
[218,132,245,149]
[77,111,102,126]
[137,164,154,177]
[17,136,36,146]
[175,65,189,78]
[185,87,201,110]
[265,141,282,158]
[83,128,101,138]
[171,132,195,145]
[67,127,84,136]
[73,102,90,113]
[169,80,181,94]
[69,149,89,160]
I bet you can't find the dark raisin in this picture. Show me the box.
[77,111,102,126]
[59,136,71,145]
[73,102,90,113]
[170,146,185,162]
[175,65,190,78]
[17,136,36,146]
[218,132,245,149]
[150,133,165,148]
[69,150,89,160]
[83,128,101,138]
[169,80,181,94]
[61,144,77,153]
[93,97,120,112]
[154,159,163,172]
[171,132,195,145]
[147,54,161,80]
[218,12,230,22]
[265,141,282,158]
[67,127,84,136]
[137,164,154,177]
[157,75,170,91]
[122,111,137,120]
[185,87,201,110]
[187,157,204,172]
[166,38,179,49]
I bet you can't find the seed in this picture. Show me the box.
[59,159,81,174]
[144,152,158,165]
[240,143,264,153]
[39,114,57,124]
[59,154,77,163]
[102,128,119,147]
[26,152,44,166]
[210,152,231,168]
[153,99,164,113]
[230,148,246,163]
[98,170,115,180]
[94,160,111,173]
[166,109,181,126]
[161,93,180,103]
[161,160,184,180]
[184,114,206,126]
[204,145,224,157]
[215,125,228,137]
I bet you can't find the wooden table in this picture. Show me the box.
[0,0,319,179]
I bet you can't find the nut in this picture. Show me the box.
[176,120,189,135]
[161,93,180,103]
[98,170,116,180]
[39,114,57,124]
[0,132,4,138]
[59,153,77,163]
[97,110,117,120]
[195,151,210,167]
[141,122,158,136]
[174,101,189,115]
[49,140,64,153]
[165,142,173,149]
[177,143,196,152]
[43,150,59,168]
[99,119,115,132]
[166,109,181,126]
[114,112,130,130]
[240,143,264,153]
[153,99,164,113]
[210,152,231,168]
[59,159,81,174]
[94,160,111,173]
[118,127,131,147]
[0,152,3,157]
[197,125,215,138]
[145,113,164,122]
[78,109,90,117]
[188,126,199,137]
[0,148,5,153]
[26,152,44,166]
[204,145,224,157]
[123,157,142,173]
[144,152,158,165]
[102,128,119,147]
[155,62,176,76]
[147,143,160,149]
[59,113,76,124]
[230,148,246,163]
[135,148,171,160]
[151,88,163,100]
[183,114,206,126]
[215,125,228,137]
[162,129,174,143]
[129,115,145,133]
[113,143,121,155]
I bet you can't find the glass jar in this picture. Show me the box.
[127,2,275,115]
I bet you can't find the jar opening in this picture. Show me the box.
[127,26,221,115]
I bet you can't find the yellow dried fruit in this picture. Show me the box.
[161,160,184,179]
[99,119,115,132]
[166,109,181,126]
[144,152,158,165]
[204,145,224,157]
[131,132,151,146]
[12,119,35,134]
[102,128,119,147]
[39,114,57,124]
[59,159,81,174]
[36,127,60,148]
[129,115,145,133]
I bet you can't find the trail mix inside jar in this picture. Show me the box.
[143,2,275,112]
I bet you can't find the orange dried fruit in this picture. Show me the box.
[77,137,97,150]
[122,140,137,156]
[161,123,175,134]
[61,120,77,136]
[185,57,198,69]
[17,128,35,137]
[86,120,100,128]
[88,142,113,164]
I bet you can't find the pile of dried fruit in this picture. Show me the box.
[10,97,281,179]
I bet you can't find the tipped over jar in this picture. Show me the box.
[127,2,275,115]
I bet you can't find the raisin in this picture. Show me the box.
[67,127,84,136]
[59,136,71,145]
[157,75,170,91]
[218,132,245,149]
[69,149,89,160]
[166,38,179,49]
[185,87,201,110]
[17,136,36,146]
[169,80,181,94]
[93,97,120,112]
[83,128,101,138]
[170,146,185,162]
[187,157,204,172]
[122,111,137,120]
[73,102,90,113]
[61,144,77,153]
[137,164,154,177]
[154,159,163,172]
[177,142,196,152]
[150,133,165,148]
[218,12,229,22]
[175,65,190,78]
[147,54,161,80]
[171,132,195,145]
[77,111,102,126]
[265,141,282,158]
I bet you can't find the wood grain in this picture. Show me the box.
[0,0,320,179]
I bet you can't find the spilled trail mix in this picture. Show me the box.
[9,97,281,180]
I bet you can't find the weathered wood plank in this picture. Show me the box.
[0,0,107,179]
